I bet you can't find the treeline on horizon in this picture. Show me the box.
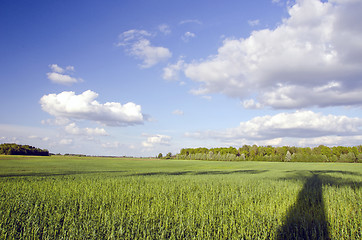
[0,143,49,156]
[176,145,362,163]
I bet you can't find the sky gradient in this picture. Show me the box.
[1,0,362,156]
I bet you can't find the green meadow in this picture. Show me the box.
[0,155,361,239]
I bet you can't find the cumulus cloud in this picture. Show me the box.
[130,39,172,68]
[184,0,362,108]
[64,122,108,136]
[47,64,82,85]
[40,90,144,126]
[142,134,171,148]
[118,29,172,68]
[50,64,65,73]
[242,99,264,109]
[163,59,185,81]
[186,111,362,142]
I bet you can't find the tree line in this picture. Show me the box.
[0,143,50,156]
[176,145,362,163]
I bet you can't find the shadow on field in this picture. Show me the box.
[129,169,268,177]
[276,171,361,240]
[0,169,268,178]
[0,170,127,178]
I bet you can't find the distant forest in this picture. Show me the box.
[0,143,49,156]
[176,145,362,163]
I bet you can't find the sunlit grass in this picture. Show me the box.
[0,155,361,239]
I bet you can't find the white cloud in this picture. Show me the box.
[64,122,108,136]
[59,139,73,145]
[242,99,264,109]
[49,64,65,73]
[248,19,260,26]
[65,65,75,72]
[40,90,144,126]
[182,32,196,42]
[101,141,123,149]
[47,72,79,85]
[172,109,184,115]
[186,111,362,143]
[201,95,212,101]
[142,134,171,148]
[85,127,108,136]
[47,64,81,85]
[42,117,70,126]
[179,19,202,25]
[117,29,151,45]
[163,59,185,81]
[101,141,137,151]
[0,124,57,149]
[297,135,362,147]
[184,0,362,108]
[159,24,171,35]
[0,124,53,139]
[130,39,172,68]
[118,29,172,68]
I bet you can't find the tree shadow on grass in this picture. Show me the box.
[276,171,361,240]
[0,170,127,178]
[129,169,268,177]
[0,169,268,178]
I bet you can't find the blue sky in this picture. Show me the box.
[1,0,362,156]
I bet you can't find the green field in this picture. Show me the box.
[0,155,361,239]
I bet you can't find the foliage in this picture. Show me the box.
[0,156,360,239]
[0,143,49,156]
[177,145,362,163]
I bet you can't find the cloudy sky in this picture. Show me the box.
[1,0,362,156]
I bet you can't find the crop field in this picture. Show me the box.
[0,155,361,239]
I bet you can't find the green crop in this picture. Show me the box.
[0,155,361,239]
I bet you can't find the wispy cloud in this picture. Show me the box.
[172,109,184,116]
[179,19,202,25]
[117,29,172,68]
[247,19,260,26]
[182,32,196,42]
[158,24,171,35]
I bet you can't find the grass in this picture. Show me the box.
[0,155,361,239]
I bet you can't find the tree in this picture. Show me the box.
[0,143,49,156]
[157,153,163,158]
[285,151,292,162]
[165,152,172,159]
[249,145,258,158]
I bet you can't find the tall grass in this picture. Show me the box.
[0,156,361,239]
